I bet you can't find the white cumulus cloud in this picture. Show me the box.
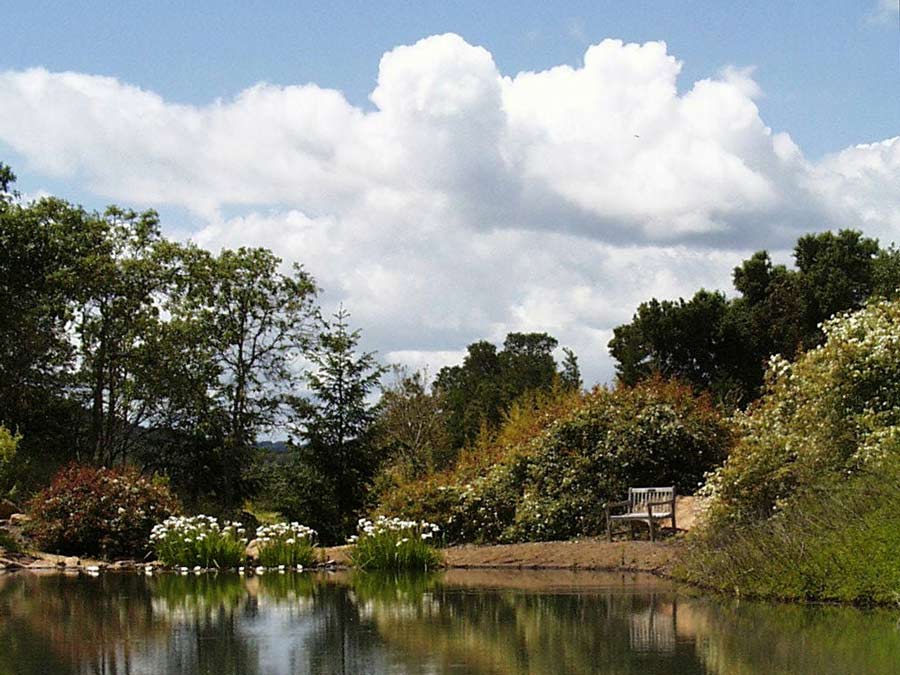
[0,34,897,385]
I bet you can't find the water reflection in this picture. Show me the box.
[0,569,898,674]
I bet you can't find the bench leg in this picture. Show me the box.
[649,519,655,542]
[606,514,612,542]
[629,522,635,540]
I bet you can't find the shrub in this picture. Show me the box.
[702,298,900,526]
[253,521,318,567]
[378,378,731,543]
[0,425,21,497]
[150,515,248,568]
[683,299,900,603]
[348,516,442,570]
[27,464,179,558]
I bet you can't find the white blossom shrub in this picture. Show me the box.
[702,298,900,525]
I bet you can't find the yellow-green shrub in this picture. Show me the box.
[378,378,731,543]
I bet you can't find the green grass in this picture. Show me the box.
[679,467,900,604]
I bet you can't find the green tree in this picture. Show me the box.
[610,229,888,408]
[609,290,757,405]
[373,367,453,482]
[435,332,576,449]
[558,347,582,390]
[71,206,174,465]
[180,247,319,450]
[287,308,386,541]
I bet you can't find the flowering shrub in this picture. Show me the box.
[348,516,442,570]
[150,515,247,568]
[701,298,900,526]
[27,464,179,558]
[253,522,318,567]
[378,378,731,543]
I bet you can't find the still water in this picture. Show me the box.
[0,568,898,674]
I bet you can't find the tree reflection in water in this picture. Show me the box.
[0,569,898,674]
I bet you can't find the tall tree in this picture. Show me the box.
[289,308,386,540]
[610,229,886,408]
[179,247,318,450]
[435,332,577,449]
[373,367,452,481]
[72,206,173,465]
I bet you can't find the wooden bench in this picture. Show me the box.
[605,487,676,542]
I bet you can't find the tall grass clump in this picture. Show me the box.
[253,522,318,567]
[150,515,248,568]
[348,516,442,570]
[681,464,900,603]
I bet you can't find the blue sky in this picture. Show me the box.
[3,1,897,159]
[1,1,898,385]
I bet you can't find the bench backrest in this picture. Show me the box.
[628,487,675,510]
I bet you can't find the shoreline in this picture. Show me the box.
[1,537,681,576]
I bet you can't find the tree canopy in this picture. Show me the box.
[610,230,900,407]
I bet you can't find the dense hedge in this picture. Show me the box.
[379,378,732,543]
[27,465,180,558]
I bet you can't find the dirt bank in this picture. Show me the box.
[321,495,698,574]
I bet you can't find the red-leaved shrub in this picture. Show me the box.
[27,465,180,558]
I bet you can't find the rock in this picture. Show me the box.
[64,556,81,568]
[110,560,136,570]
[28,560,56,569]
[8,513,30,526]
[0,499,17,520]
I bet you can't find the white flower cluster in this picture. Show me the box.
[351,516,440,543]
[252,521,316,546]
[149,514,247,543]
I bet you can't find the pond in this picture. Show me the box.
[0,568,898,674]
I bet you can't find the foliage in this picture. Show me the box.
[257,455,344,544]
[379,378,731,543]
[701,297,900,525]
[149,514,248,568]
[0,528,20,553]
[347,516,442,570]
[681,462,900,603]
[0,164,320,510]
[610,230,899,407]
[27,465,179,558]
[252,521,318,567]
[0,425,21,496]
[372,367,453,484]
[435,332,580,449]
[288,308,386,542]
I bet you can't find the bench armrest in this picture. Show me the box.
[645,499,674,507]
[604,500,630,512]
